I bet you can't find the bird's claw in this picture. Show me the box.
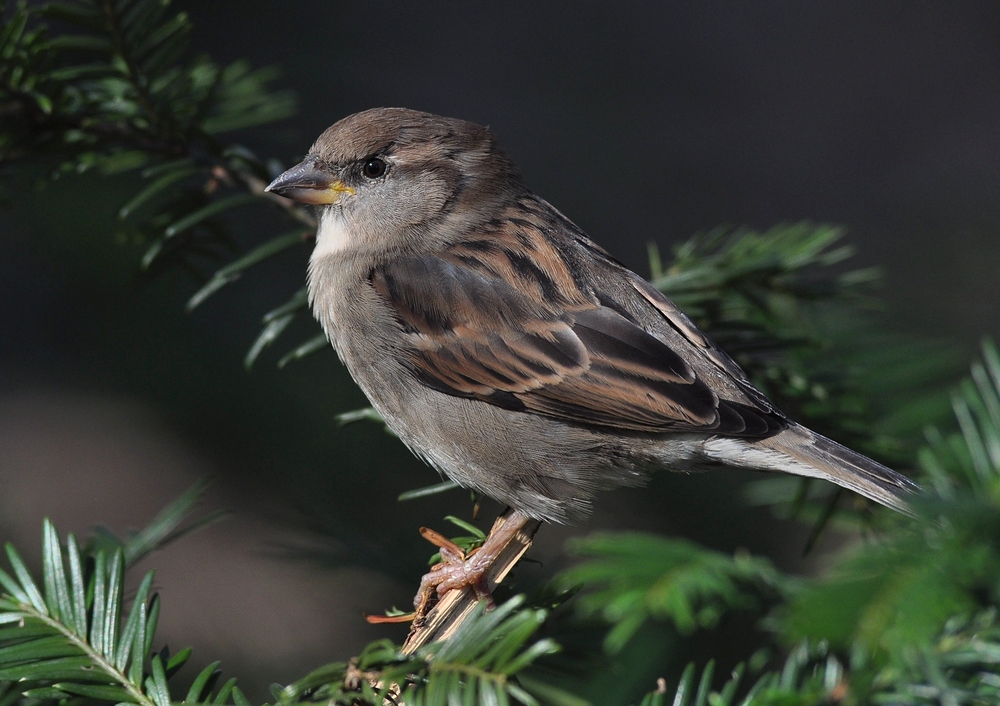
[413,533,495,612]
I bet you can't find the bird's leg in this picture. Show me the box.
[414,510,532,611]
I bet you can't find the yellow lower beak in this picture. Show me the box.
[265,158,355,205]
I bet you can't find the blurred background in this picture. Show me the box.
[2,0,999,700]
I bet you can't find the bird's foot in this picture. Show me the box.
[412,512,531,614]
[412,527,493,614]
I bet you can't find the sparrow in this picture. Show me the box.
[266,108,919,603]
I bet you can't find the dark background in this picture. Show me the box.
[2,1,999,701]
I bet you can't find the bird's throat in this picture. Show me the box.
[312,209,352,260]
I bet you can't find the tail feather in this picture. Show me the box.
[701,423,920,514]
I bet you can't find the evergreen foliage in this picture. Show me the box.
[557,534,790,654]
[0,512,576,706]
[0,488,248,706]
[0,0,312,360]
[650,226,961,522]
[3,1,999,704]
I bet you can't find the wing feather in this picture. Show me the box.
[372,247,784,436]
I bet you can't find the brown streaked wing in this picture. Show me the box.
[519,307,718,429]
[371,253,779,434]
[629,277,781,414]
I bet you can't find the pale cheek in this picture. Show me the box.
[311,210,351,260]
[385,176,448,228]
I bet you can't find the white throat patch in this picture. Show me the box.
[311,209,352,261]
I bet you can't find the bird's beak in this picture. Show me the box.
[265,157,355,205]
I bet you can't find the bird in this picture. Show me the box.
[265,107,919,605]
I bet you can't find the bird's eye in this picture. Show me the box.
[362,157,387,179]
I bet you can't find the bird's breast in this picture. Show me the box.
[307,253,417,412]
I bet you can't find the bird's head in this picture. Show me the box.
[266,108,522,260]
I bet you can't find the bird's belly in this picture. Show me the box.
[339,346,692,523]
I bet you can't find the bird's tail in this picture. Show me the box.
[701,423,920,514]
